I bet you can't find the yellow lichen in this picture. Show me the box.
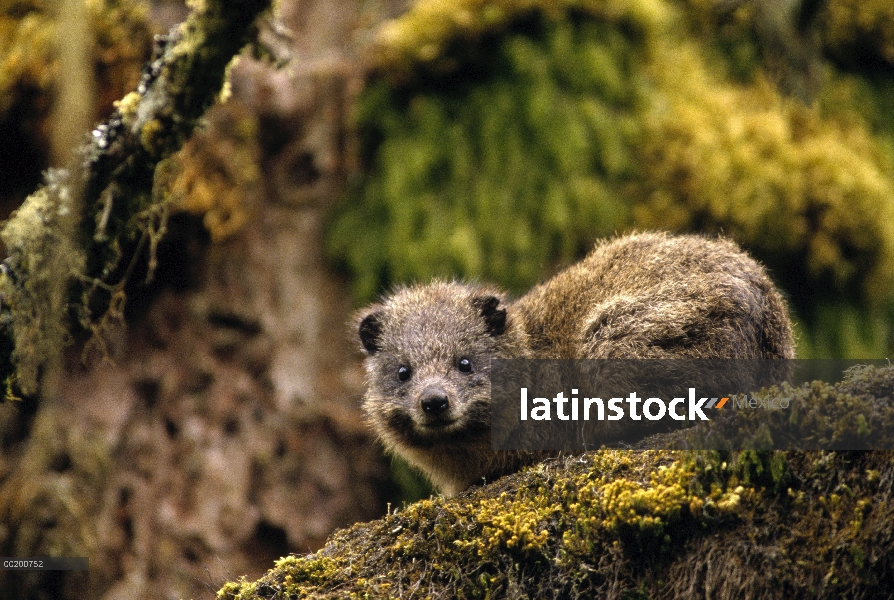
[369,0,671,81]
[161,103,261,241]
[634,42,894,301]
[0,0,151,117]
[822,0,894,66]
[113,90,141,120]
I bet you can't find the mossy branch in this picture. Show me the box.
[0,0,273,399]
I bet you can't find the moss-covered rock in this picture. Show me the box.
[218,365,894,599]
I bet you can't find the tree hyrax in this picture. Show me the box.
[356,232,794,495]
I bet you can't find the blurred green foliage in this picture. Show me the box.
[329,13,648,298]
[327,0,894,358]
[633,46,894,300]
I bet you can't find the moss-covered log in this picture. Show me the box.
[0,0,273,398]
[218,365,894,599]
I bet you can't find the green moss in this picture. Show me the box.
[367,0,671,81]
[327,0,894,357]
[329,6,652,301]
[633,48,894,303]
[795,301,893,359]
[218,579,259,600]
[821,0,894,69]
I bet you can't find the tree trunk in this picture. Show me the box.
[0,1,404,598]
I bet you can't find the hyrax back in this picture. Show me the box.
[515,232,794,360]
[356,232,794,495]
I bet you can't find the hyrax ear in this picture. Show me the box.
[358,310,384,354]
[471,295,507,336]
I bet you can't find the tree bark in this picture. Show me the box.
[0,0,273,398]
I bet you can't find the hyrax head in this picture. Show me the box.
[356,281,526,453]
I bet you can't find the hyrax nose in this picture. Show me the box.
[420,386,450,415]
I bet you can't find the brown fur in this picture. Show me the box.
[356,232,795,495]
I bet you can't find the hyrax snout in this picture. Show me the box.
[356,232,795,496]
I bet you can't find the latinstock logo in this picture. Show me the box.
[490,359,889,452]
[518,388,734,423]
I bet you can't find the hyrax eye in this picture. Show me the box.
[458,357,473,373]
[397,366,412,382]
